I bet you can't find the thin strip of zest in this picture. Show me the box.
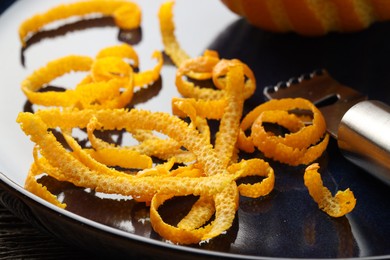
[25,161,67,209]
[158,1,190,67]
[134,51,163,88]
[228,159,275,198]
[19,0,141,46]
[175,55,256,101]
[304,163,356,217]
[176,196,215,231]
[87,116,196,163]
[214,64,246,168]
[25,146,69,208]
[96,44,139,68]
[95,45,163,88]
[62,127,153,171]
[172,97,227,120]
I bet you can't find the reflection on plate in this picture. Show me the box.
[0,1,389,259]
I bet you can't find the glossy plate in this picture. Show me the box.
[1,1,389,259]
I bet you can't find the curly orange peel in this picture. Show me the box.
[21,45,162,109]
[19,0,142,46]
[158,1,190,67]
[239,98,328,166]
[304,163,356,217]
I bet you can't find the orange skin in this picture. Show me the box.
[221,0,389,35]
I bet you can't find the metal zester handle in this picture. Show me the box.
[338,100,390,185]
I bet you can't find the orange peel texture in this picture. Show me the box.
[158,1,191,67]
[221,0,390,36]
[19,0,142,46]
[304,163,356,217]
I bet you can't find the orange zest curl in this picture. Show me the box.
[240,98,329,166]
[158,1,191,67]
[24,146,67,209]
[19,0,142,46]
[21,44,162,109]
[304,163,356,217]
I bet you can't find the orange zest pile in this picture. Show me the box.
[17,0,355,245]
[18,66,275,243]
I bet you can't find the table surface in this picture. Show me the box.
[0,203,94,259]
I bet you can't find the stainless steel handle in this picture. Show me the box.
[338,100,390,185]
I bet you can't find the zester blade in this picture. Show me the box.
[263,70,367,139]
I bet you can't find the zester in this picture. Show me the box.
[263,70,390,185]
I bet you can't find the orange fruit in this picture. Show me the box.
[221,0,390,35]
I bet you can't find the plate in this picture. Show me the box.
[1,1,390,259]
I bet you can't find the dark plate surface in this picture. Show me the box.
[0,1,390,259]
